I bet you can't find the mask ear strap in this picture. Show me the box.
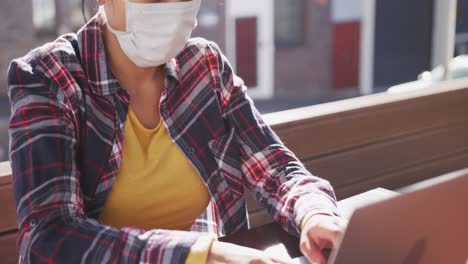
[98,4,107,24]
[124,0,129,33]
[106,20,129,36]
[100,2,129,34]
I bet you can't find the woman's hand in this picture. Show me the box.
[207,241,294,264]
[299,214,348,264]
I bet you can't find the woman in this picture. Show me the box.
[7,0,346,263]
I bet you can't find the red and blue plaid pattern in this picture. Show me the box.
[8,15,339,264]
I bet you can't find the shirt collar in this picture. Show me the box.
[76,13,180,96]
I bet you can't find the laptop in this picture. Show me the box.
[293,170,468,264]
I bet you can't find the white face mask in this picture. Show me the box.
[105,0,201,68]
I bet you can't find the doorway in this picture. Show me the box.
[225,0,274,99]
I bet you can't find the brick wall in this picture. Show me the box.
[0,0,225,96]
[193,0,226,50]
[274,0,333,98]
[1,0,331,99]
[0,0,36,96]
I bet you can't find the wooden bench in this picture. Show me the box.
[0,163,17,264]
[247,79,468,226]
[2,79,468,262]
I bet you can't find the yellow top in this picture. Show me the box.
[99,107,213,263]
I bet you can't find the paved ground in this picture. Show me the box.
[254,93,361,114]
[0,96,9,118]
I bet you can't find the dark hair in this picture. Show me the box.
[82,0,87,22]
[82,0,99,23]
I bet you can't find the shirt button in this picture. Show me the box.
[162,109,170,117]
[189,147,196,154]
[29,218,38,228]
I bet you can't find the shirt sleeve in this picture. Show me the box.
[8,57,200,264]
[300,211,336,231]
[205,41,341,237]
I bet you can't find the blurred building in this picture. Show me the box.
[0,0,466,161]
[1,0,468,100]
[331,0,362,91]
[0,0,350,101]
[363,0,468,91]
[218,0,339,99]
[0,1,83,94]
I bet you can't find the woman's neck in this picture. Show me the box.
[100,17,164,97]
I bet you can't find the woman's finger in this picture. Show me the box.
[305,216,347,249]
[300,237,326,264]
[308,223,342,249]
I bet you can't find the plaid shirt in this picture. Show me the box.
[8,15,339,264]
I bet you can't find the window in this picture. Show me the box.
[274,0,304,47]
[33,0,56,36]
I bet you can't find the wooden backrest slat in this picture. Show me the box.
[0,184,16,233]
[0,233,18,264]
